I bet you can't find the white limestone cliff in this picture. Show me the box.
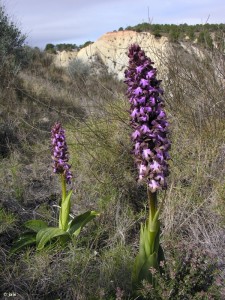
[54,30,169,79]
[54,50,78,67]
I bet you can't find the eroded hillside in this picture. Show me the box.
[55,30,168,79]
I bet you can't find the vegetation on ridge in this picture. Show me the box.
[123,22,225,45]
[44,22,225,54]
[44,41,94,53]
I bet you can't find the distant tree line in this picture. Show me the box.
[44,41,94,53]
[45,22,225,54]
[117,23,225,49]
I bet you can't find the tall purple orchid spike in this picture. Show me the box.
[51,122,72,184]
[124,44,170,193]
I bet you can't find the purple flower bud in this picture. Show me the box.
[148,179,160,193]
[134,87,143,95]
[150,160,161,173]
[131,108,139,118]
[51,122,73,184]
[140,79,149,87]
[138,96,146,104]
[132,130,141,140]
[140,125,150,134]
[136,65,144,74]
[124,44,171,192]
[143,149,153,160]
[146,70,156,79]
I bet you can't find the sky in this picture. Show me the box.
[2,0,225,49]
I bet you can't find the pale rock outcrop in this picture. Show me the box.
[54,50,78,67]
[53,31,169,79]
[77,31,169,80]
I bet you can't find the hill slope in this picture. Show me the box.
[55,30,168,79]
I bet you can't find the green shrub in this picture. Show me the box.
[44,43,56,53]
[0,4,26,84]
[197,31,214,49]
[138,242,221,299]
[153,30,162,38]
[68,58,90,79]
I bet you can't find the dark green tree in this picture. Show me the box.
[187,27,196,41]
[153,29,162,38]
[0,4,26,84]
[169,26,180,42]
[79,41,93,49]
[44,43,56,53]
[55,43,78,51]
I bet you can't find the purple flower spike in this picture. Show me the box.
[124,44,170,193]
[51,122,73,184]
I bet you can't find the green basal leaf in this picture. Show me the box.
[10,232,37,254]
[139,224,146,261]
[132,251,158,288]
[24,219,48,232]
[149,218,160,233]
[143,224,151,257]
[144,251,158,272]
[132,252,144,287]
[132,220,161,288]
[68,210,99,237]
[36,227,69,250]
[60,190,73,231]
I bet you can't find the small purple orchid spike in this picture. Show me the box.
[124,44,170,192]
[51,122,72,184]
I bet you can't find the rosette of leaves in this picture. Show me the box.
[11,210,99,252]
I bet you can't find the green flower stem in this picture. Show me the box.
[147,188,160,267]
[61,174,67,201]
[59,174,68,231]
[148,189,157,222]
